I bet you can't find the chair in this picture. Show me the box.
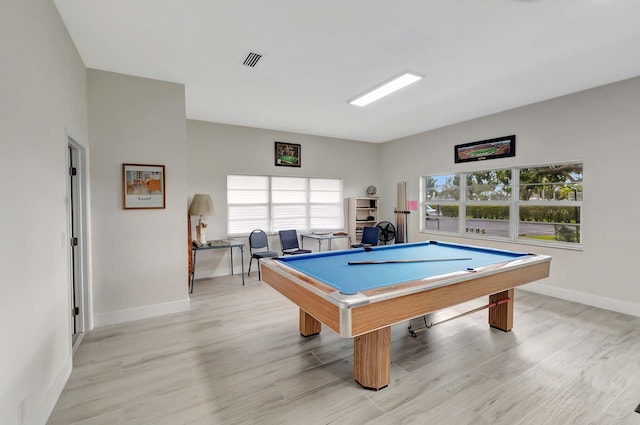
[351,226,380,248]
[279,230,312,255]
[248,230,279,280]
[376,221,396,245]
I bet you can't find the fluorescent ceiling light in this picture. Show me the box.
[349,71,424,107]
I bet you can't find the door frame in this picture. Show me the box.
[67,136,91,337]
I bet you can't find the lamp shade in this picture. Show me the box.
[189,194,215,216]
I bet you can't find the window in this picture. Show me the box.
[227,175,269,235]
[465,170,512,238]
[227,175,343,236]
[272,177,308,231]
[309,178,343,230]
[421,162,583,248]
[518,163,582,245]
[424,174,460,233]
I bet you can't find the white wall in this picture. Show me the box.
[88,70,190,325]
[187,120,380,278]
[0,1,89,424]
[379,76,640,317]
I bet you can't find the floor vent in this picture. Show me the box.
[243,52,262,67]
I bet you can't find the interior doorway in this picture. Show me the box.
[67,138,89,345]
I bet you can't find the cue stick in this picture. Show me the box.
[347,257,471,265]
[408,298,511,338]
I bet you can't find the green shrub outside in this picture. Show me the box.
[518,206,580,224]
[436,205,579,223]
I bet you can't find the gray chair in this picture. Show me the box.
[248,229,278,280]
[278,230,312,255]
[351,226,380,248]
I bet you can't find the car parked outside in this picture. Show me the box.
[426,204,442,216]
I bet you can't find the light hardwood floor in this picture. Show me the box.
[48,273,640,424]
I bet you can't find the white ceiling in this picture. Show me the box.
[54,0,640,143]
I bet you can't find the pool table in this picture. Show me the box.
[260,240,551,390]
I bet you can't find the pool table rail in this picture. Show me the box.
[360,254,550,302]
[261,253,551,311]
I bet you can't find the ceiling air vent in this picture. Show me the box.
[243,52,262,68]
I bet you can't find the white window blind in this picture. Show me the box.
[227,175,270,235]
[310,178,342,229]
[272,177,308,232]
[227,175,343,236]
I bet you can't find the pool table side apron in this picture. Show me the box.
[350,260,550,336]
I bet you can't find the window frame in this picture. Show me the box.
[420,161,583,250]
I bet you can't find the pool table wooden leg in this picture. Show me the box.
[489,288,514,331]
[353,327,390,390]
[299,309,321,337]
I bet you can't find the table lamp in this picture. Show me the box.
[189,194,215,245]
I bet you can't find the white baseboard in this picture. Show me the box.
[93,298,191,327]
[193,266,236,280]
[33,354,72,425]
[523,282,640,318]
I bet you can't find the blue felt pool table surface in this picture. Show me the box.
[277,241,528,295]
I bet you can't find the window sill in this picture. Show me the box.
[420,230,583,251]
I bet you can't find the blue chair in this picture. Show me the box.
[248,230,278,280]
[279,230,312,255]
[351,226,380,248]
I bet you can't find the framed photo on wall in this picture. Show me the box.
[454,135,516,163]
[275,142,301,167]
[122,163,166,209]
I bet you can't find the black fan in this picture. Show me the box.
[376,221,396,245]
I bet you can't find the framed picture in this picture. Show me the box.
[122,163,166,209]
[275,142,301,167]
[454,135,516,163]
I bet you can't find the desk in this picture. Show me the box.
[261,240,551,390]
[300,233,352,251]
[191,240,245,293]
